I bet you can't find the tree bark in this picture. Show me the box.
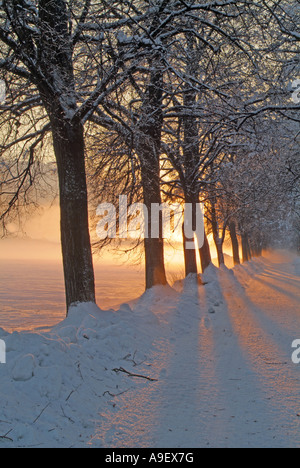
[182,200,198,277]
[141,158,167,289]
[199,231,212,272]
[51,117,96,311]
[136,62,167,289]
[241,232,251,263]
[183,235,198,276]
[229,221,241,265]
[181,76,200,277]
[215,239,225,267]
[37,0,96,312]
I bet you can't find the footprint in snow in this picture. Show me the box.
[201,317,211,330]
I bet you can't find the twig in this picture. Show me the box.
[76,362,84,381]
[66,390,75,402]
[60,405,75,424]
[33,403,50,424]
[123,351,146,368]
[103,388,131,398]
[0,429,13,442]
[65,384,81,402]
[113,367,158,382]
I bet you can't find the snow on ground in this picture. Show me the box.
[0,259,146,332]
[0,251,300,448]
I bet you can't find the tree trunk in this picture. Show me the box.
[241,232,251,263]
[182,194,199,277]
[137,62,167,290]
[215,239,225,267]
[141,160,167,289]
[247,238,252,261]
[183,229,198,276]
[257,242,263,257]
[51,118,96,311]
[36,0,95,313]
[199,232,212,272]
[182,222,198,278]
[210,199,225,267]
[229,221,241,265]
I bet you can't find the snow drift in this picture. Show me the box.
[0,252,300,448]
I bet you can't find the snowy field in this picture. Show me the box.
[0,251,300,448]
[0,259,145,332]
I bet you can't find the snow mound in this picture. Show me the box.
[12,354,36,382]
[0,300,163,447]
[201,263,219,284]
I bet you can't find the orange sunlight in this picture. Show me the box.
[1,202,235,273]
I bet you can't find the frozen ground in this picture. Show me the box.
[0,251,300,448]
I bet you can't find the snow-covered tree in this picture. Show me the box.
[0,0,142,311]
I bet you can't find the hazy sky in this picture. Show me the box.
[0,200,230,270]
[22,204,61,243]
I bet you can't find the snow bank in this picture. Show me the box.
[0,293,173,448]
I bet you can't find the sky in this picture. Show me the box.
[0,199,234,271]
[0,201,186,270]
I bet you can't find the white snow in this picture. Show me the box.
[0,258,145,332]
[0,251,300,448]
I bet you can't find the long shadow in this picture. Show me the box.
[92,262,300,448]
[228,266,300,351]
[249,272,300,304]
[261,268,300,283]
[201,269,294,447]
[90,288,179,448]
[234,262,300,327]
[151,279,217,447]
[218,268,300,447]
[155,271,289,447]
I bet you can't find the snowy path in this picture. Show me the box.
[0,252,300,448]
[91,252,300,448]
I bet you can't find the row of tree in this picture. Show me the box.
[0,1,299,313]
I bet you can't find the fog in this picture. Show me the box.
[0,203,233,332]
[0,203,173,331]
